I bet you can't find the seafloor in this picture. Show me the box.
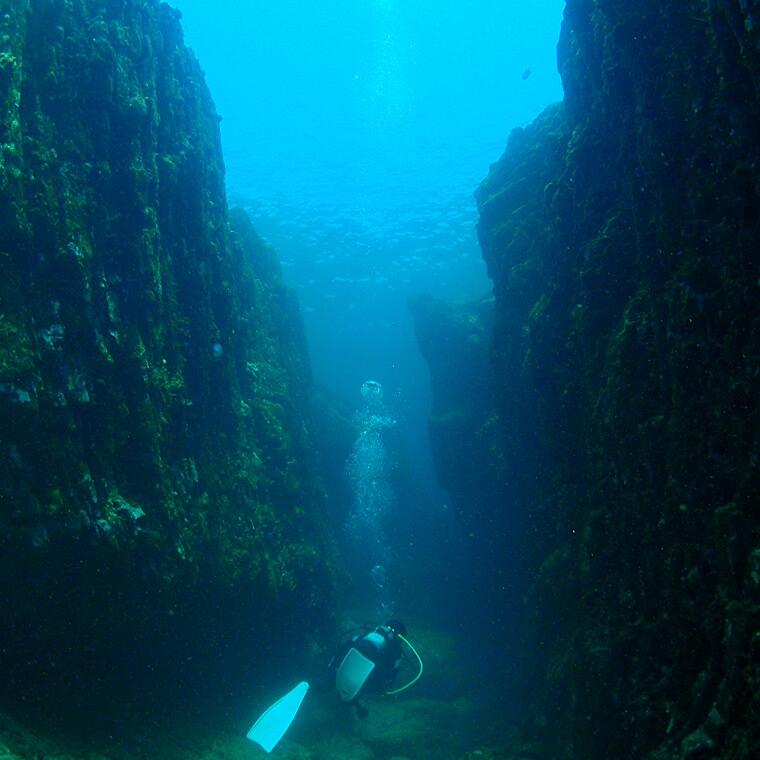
[0,621,533,760]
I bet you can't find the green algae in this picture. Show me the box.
[409,1,760,757]
[0,0,337,732]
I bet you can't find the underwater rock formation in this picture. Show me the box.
[409,295,497,532]
[0,0,335,715]
[419,1,760,757]
[409,293,543,712]
[407,297,509,613]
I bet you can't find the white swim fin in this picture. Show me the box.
[246,681,309,753]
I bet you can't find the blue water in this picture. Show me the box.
[170,0,564,500]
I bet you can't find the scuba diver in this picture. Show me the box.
[246,619,423,753]
[329,619,419,718]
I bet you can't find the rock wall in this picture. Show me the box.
[419,1,760,757]
[0,0,335,716]
[408,295,525,663]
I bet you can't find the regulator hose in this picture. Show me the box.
[386,633,423,695]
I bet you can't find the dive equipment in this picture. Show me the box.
[246,681,309,753]
[385,633,423,695]
[335,647,376,701]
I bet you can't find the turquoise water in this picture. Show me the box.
[172,0,565,499]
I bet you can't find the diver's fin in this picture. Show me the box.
[246,681,309,753]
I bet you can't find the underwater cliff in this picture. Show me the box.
[416,1,760,757]
[0,0,335,719]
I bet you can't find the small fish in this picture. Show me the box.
[521,68,532,80]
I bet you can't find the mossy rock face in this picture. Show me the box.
[0,0,336,720]
[414,0,760,758]
[409,294,496,512]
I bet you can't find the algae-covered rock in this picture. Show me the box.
[0,0,336,720]
[416,0,760,757]
[409,294,496,522]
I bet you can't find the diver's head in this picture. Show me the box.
[385,619,407,637]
